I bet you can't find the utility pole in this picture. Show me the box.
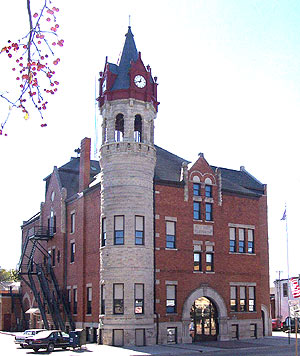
[276,270,283,320]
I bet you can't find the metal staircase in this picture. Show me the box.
[18,227,74,331]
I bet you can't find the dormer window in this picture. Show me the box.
[134,115,142,142]
[115,114,124,142]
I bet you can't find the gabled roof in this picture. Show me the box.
[43,147,265,199]
[154,145,190,182]
[44,158,100,199]
[211,166,265,197]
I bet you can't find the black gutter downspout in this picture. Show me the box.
[63,192,69,327]
[153,181,159,344]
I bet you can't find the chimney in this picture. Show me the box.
[79,137,91,192]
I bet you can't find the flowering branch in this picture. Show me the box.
[0,0,63,136]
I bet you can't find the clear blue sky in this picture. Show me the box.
[0,0,300,284]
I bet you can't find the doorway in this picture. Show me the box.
[191,297,218,341]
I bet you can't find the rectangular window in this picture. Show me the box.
[52,248,56,267]
[113,283,124,314]
[230,286,237,312]
[193,252,202,271]
[193,183,200,196]
[193,202,201,220]
[135,216,144,245]
[248,229,254,253]
[101,217,106,247]
[205,203,213,221]
[53,215,56,234]
[206,252,214,272]
[87,286,92,315]
[248,286,256,312]
[229,227,236,252]
[73,288,77,315]
[70,213,75,234]
[240,286,247,312]
[49,210,56,234]
[101,284,105,315]
[134,283,144,314]
[238,229,245,253]
[114,216,124,245]
[166,221,176,249]
[205,185,212,198]
[70,242,75,263]
[166,285,176,313]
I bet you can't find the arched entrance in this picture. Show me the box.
[182,286,229,342]
[191,297,218,341]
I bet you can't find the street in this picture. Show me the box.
[2,331,300,356]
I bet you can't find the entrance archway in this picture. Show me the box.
[182,286,229,342]
[191,297,218,341]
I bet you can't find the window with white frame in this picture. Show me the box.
[70,212,75,234]
[240,286,247,312]
[87,286,92,314]
[135,216,144,245]
[134,283,144,314]
[101,284,105,314]
[229,227,236,252]
[114,216,124,245]
[248,229,254,253]
[70,241,75,263]
[101,217,106,247]
[230,286,238,312]
[166,285,176,313]
[113,283,124,314]
[248,286,256,311]
[166,221,176,249]
[238,229,245,253]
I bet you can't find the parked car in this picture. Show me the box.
[272,318,282,331]
[282,317,300,332]
[14,329,46,348]
[24,330,70,353]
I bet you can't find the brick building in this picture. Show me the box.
[0,282,22,331]
[19,26,271,345]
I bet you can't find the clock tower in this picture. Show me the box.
[98,27,158,346]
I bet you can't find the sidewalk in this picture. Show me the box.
[2,331,299,355]
[86,334,300,355]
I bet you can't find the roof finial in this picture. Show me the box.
[129,14,131,27]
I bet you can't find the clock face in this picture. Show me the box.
[134,75,146,88]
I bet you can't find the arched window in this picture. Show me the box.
[115,114,124,142]
[134,115,142,142]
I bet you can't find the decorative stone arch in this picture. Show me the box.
[261,303,271,336]
[181,286,229,342]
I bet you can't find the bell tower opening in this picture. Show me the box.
[134,115,142,143]
[115,114,124,142]
[190,297,218,342]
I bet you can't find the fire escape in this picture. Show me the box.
[18,226,75,331]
